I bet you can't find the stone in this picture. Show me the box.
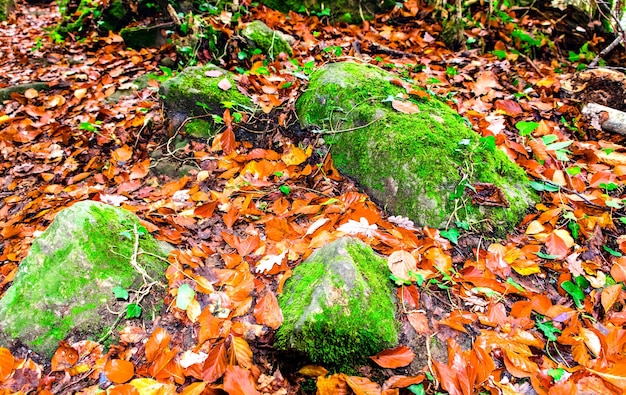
[275,237,398,371]
[0,201,170,357]
[0,0,14,21]
[120,24,172,49]
[260,0,395,23]
[296,62,538,236]
[159,64,253,135]
[241,20,294,59]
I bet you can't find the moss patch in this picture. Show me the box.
[0,0,14,21]
[296,62,538,236]
[0,201,168,357]
[259,0,395,23]
[276,237,398,372]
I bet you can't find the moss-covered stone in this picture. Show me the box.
[184,118,215,138]
[120,24,169,49]
[159,64,253,132]
[296,62,538,236]
[56,0,129,36]
[241,20,293,59]
[0,201,169,357]
[0,0,14,21]
[260,0,395,23]
[276,237,398,371]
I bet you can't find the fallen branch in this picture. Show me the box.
[582,102,626,135]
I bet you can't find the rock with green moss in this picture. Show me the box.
[159,64,253,135]
[0,0,14,21]
[275,237,398,371]
[296,62,538,236]
[260,0,394,23]
[0,201,170,358]
[56,0,129,36]
[241,20,294,59]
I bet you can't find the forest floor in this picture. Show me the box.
[2,1,626,394]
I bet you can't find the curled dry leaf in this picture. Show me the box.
[391,99,421,114]
[387,250,417,281]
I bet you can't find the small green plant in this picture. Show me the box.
[561,275,589,308]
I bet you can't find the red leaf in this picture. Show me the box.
[221,109,236,154]
[370,346,415,368]
[145,327,170,363]
[201,342,228,383]
[432,360,462,395]
[253,289,284,329]
[104,359,135,384]
[545,232,568,259]
[0,347,14,381]
[222,365,260,395]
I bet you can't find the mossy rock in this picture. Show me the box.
[56,0,129,36]
[260,0,394,23]
[159,64,253,134]
[120,24,170,49]
[0,201,170,358]
[275,237,398,371]
[296,62,538,236]
[241,20,294,59]
[0,0,14,21]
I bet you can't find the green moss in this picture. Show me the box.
[0,201,168,357]
[296,62,538,236]
[259,0,395,23]
[276,237,398,372]
[184,119,215,138]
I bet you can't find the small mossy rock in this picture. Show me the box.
[260,0,394,23]
[120,24,170,49]
[275,237,398,371]
[159,64,253,134]
[0,0,14,21]
[0,201,169,358]
[241,20,294,59]
[56,0,129,36]
[296,62,538,236]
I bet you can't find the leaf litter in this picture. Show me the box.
[1,1,626,394]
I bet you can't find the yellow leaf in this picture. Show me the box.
[525,220,545,235]
[282,145,309,166]
[74,88,88,99]
[128,378,176,395]
[553,229,575,248]
[24,88,39,99]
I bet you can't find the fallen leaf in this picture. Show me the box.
[370,346,415,368]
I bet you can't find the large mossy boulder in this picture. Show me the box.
[260,0,394,23]
[296,62,538,236]
[0,201,169,357]
[160,64,253,137]
[275,237,398,371]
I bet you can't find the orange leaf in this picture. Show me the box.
[231,335,253,369]
[545,232,568,259]
[601,284,622,312]
[432,360,462,395]
[104,359,135,384]
[145,327,170,363]
[222,365,261,395]
[180,382,207,395]
[611,257,626,282]
[194,201,218,218]
[51,341,78,371]
[107,384,140,395]
[346,376,382,395]
[253,289,284,329]
[201,342,228,383]
[391,100,420,114]
[0,347,14,381]
[317,373,350,395]
[382,375,424,389]
[112,145,133,163]
[370,346,415,368]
